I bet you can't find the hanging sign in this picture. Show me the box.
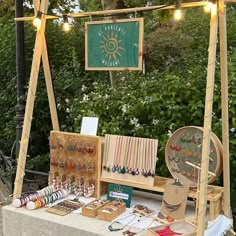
[85,18,143,71]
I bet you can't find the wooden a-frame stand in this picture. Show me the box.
[14,1,234,235]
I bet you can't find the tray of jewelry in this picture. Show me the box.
[97,200,126,222]
[82,199,110,218]
[133,204,156,217]
[46,198,85,216]
[146,219,197,236]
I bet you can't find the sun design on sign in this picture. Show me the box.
[114,186,123,193]
[100,31,125,60]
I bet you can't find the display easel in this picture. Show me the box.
[14,1,234,235]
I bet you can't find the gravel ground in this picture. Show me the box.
[0,180,12,236]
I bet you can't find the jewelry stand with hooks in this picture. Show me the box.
[101,134,158,187]
[49,131,102,198]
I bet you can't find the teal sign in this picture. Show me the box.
[85,18,143,71]
[107,183,133,208]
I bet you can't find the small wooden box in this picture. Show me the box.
[82,199,110,218]
[146,220,197,236]
[97,200,126,222]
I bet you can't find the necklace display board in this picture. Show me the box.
[165,126,223,187]
[160,179,189,220]
[101,134,158,187]
[49,131,102,198]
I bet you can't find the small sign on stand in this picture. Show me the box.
[80,116,99,136]
[107,183,133,208]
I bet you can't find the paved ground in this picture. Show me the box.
[0,179,12,236]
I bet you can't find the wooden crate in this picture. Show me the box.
[82,199,110,218]
[97,200,126,222]
[147,220,197,236]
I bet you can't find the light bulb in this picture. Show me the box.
[33,11,42,30]
[204,1,213,13]
[174,9,183,21]
[63,22,71,32]
[33,18,41,29]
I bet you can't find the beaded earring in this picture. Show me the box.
[85,141,96,155]
[83,179,95,198]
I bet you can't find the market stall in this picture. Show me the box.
[8,0,235,235]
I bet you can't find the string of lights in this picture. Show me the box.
[16,0,217,32]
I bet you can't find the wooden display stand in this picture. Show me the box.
[82,199,110,218]
[49,131,102,198]
[97,200,126,222]
[101,134,158,187]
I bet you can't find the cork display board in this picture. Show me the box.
[49,131,102,198]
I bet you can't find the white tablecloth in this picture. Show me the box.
[2,191,162,236]
[2,191,232,236]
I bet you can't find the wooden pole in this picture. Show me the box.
[15,1,206,22]
[196,4,218,235]
[33,0,59,131]
[42,39,60,131]
[13,0,49,199]
[219,0,231,218]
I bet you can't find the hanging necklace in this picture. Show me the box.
[123,137,131,174]
[151,139,157,177]
[130,138,137,175]
[112,135,121,173]
[141,138,145,176]
[143,139,149,177]
[103,134,111,172]
[128,138,135,174]
[118,136,127,174]
[133,138,140,175]
[162,200,182,211]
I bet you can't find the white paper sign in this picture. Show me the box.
[80,117,99,135]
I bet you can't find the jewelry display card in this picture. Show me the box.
[48,131,102,198]
[46,199,85,216]
[160,179,189,220]
[102,134,158,187]
[165,126,222,187]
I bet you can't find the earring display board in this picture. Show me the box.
[101,134,158,187]
[160,179,189,220]
[49,131,102,198]
[165,126,223,187]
